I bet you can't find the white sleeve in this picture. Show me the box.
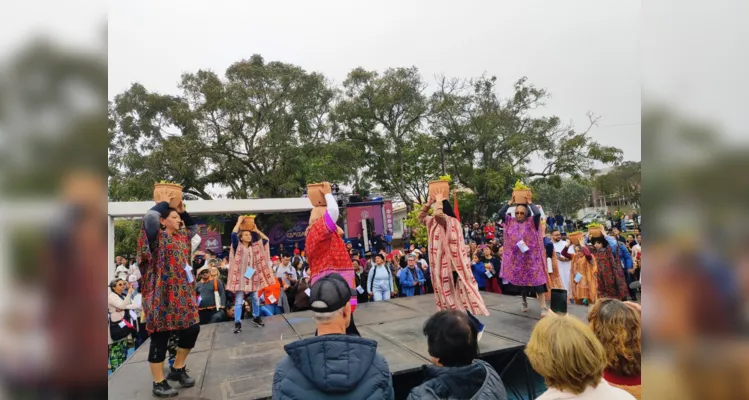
[191,234,201,254]
[325,193,339,221]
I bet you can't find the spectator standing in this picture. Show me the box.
[353,260,369,305]
[115,257,129,281]
[471,223,483,244]
[259,277,285,316]
[483,221,495,244]
[399,254,426,297]
[195,263,227,325]
[367,254,394,301]
[272,274,394,400]
[481,246,502,294]
[276,253,296,286]
[407,310,507,400]
[471,254,487,291]
[554,212,565,233]
[525,313,635,400]
[108,279,138,373]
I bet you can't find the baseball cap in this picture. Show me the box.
[294,249,301,254]
[309,273,357,313]
[271,255,280,261]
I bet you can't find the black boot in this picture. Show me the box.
[166,365,195,388]
[233,322,241,333]
[252,316,265,327]
[152,380,177,398]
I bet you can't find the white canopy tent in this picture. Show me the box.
[108,198,313,283]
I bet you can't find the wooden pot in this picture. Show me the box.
[512,189,533,205]
[307,182,331,207]
[239,216,256,232]
[588,227,604,238]
[568,232,584,246]
[428,180,450,198]
[153,182,183,208]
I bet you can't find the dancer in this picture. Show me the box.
[304,182,360,335]
[498,198,549,316]
[589,236,629,301]
[227,215,276,333]
[418,190,489,339]
[562,239,598,305]
[543,236,565,294]
[137,201,200,398]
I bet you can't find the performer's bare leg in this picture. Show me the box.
[150,362,166,383]
[173,348,192,369]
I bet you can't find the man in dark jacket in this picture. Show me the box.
[271,273,394,400]
[407,310,507,400]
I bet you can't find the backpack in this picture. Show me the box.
[368,264,391,292]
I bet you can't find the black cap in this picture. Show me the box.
[309,273,357,313]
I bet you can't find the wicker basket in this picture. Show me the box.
[428,180,450,198]
[512,189,533,205]
[568,232,584,246]
[239,216,256,232]
[153,182,183,208]
[307,182,331,207]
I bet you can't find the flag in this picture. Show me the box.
[453,192,460,222]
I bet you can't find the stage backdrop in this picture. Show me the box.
[266,214,309,247]
[345,201,384,239]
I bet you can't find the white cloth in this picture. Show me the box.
[275,264,296,285]
[553,240,572,292]
[535,380,635,400]
[114,265,129,281]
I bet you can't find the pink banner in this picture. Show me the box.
[384,200,394,235]
[345,203,384,238]
[197,225,222,254]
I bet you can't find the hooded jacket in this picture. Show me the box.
[272,334,394,400]
[407,360,507,400]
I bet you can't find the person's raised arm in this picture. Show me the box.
[581,245,593,262]
[528,203,541,230]
[324,192,339,222]
[144,201,170,250]
[417,195,436,224]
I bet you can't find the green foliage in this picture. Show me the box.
[114,219,141,257]
[532,178,593,216]
[108,55,624,223]
[404,206,430,247]
[593,161,641,207]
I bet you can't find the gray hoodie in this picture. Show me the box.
[272,334,394,400]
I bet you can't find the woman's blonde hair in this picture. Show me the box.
[525,312,607,394]
[588,298,642,377]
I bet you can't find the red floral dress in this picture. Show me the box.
[138,227,199,333]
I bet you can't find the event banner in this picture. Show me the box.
[345,202,385,238]
[267,215,310,246]
[197,225,222,254]
[384,200,394,234]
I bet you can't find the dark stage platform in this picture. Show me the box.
[108,293,590,400]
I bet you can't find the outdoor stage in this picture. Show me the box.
[108,293,590,400]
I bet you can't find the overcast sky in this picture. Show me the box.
[108,0,641,164]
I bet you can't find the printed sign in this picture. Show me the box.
[384,200,394,234]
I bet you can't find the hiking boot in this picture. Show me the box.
[253,317,265,327]
[152,380,177,398]
[233,322,241,334]
[167,366,195,388]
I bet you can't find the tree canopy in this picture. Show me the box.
[109,54,624,221]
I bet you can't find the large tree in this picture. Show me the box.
[109,54,356,201]
[532,178,594,216]
[335,67,440,210]
[593,161,641,208]
[429,75,622,219]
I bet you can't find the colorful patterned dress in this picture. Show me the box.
[564,246,598,302]
[501,209,548,292]
[137,211,199,334]
[226,233,275,294]
[305,210,357,312]
[593,246,629,300]
[420,205,489,316]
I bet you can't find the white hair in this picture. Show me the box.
[312,306,345,323]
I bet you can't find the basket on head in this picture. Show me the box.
[239,215,256,232]
[307,182,331,207]
[512,189,533,205]
[568,231,584,246]
[587,226,604,238]
[153,182,183,208]
[428,180,450,198]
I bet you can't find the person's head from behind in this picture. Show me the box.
[590,236,608,250]
[309,273,355,334]
[423,310,478,367]
[587,299,642,377]
[525,312,607,394]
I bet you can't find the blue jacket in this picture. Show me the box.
[399,267,425,297]
[615,241,633,269]
[472,262,487,289]
[407,360,507,400]
[272,335,394,400]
